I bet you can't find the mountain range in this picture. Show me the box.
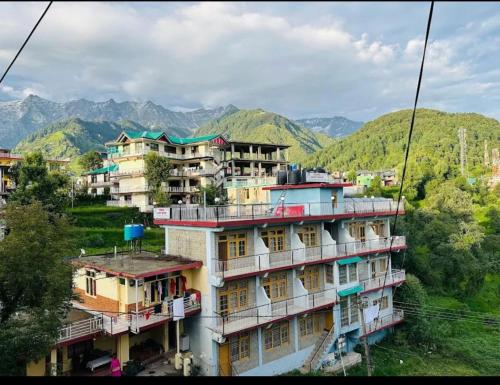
[0,95,238,148]
[295,116,364,138]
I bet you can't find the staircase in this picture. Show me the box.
[300,325,336,373]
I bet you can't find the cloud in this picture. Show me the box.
[0,2,499,120]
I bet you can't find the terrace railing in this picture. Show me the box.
[212,236,406,279]
[361,309,404,336]
[57,315,104,343]
[360,269,406,292]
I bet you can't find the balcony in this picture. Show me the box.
[89,180,114,188]
[212,236,406,280]
[57,314,104,343]
[167,186,199,193]
[223,176,277,188]
[169,167,218,177]
[213,287,337,336]
[361,309,404,337]
[154,199,405,224]
[360,269,406,292]
[108,150,218,161]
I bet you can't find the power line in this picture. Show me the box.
[0,2,53,85]
[376,0,435,323]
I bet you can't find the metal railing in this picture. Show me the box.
[214,287,337,335]
[307,324,336,372]
[212,236,406,279]
[362,309,404,336]
[58,315,104,342]
[154,199,405,222]
[360,269,406,292]
[108,150,218,161]
[223,176,278,188]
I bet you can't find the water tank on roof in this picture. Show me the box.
[124,224,144,241]
[288,170,302,184]
[276,170,287,185]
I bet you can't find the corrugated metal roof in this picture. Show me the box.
[167,134,220,145]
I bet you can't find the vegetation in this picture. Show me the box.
[196,183,227,205]
[0,202,74,375]
[79,150,103,171]
[195,108,335,163]
[144,151,171,206]
[8,151,70,216]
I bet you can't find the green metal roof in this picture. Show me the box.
[86,164,118,175]
[337,256,362,265]
[124,130,165,140]
[338,285,363,297]
[167,134,220,145]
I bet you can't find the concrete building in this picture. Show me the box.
[356,170,396,188]
[153,180,407,376]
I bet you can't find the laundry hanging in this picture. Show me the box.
[169,278,176,296]
[180,275,187,292]
[363,304,380,324]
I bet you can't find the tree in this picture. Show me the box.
[8,152,70,215]
[0,202,74,375]
[196,183,227,205]
[144,152,171,205]
[365,175,383,197]
[347,170,357,184]
[79,151,103,171]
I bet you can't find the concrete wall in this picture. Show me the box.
[168,228,207,263]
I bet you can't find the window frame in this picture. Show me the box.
[297,266,320,292]
[264,321,289,350]
[230,332,250,362]
[297,225,318,247]
[261,227,286,252]
[262,272,288,302]
[85,270,97,297]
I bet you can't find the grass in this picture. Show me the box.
[67,204,164,255]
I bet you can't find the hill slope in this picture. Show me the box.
[306,109,500,179]
[0,95,237,148]
[295,116,363,138]
[195,109,335,162]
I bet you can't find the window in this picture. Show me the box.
[231,333,250,361]
[374,296,389,310]
[85,270,96,296]
[340,295,359,326]
[122,144,130,155]
[150,143,159,151]
[91,174,97,183]
[371,220,386,237]
[262,272,287,302]
[331,191,338,208]
[297,226,318,247]
[299,317,313,337]
[219,281,249,316]
[338,263,357,285]
[348,222,366,242]
[297,266,320,292]
[326,265,334,284]
[261,228,286,252]
[191,146,198,154]
[218,233,247,261]
[264,321,289,350]
[371,257,388,278]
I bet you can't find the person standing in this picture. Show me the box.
[110,353,122,377]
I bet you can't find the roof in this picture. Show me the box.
[72,251,202,279]
[338,285,363,297]
[85,164,118,175]
[167,134,222,145]
[263,182,352,190]
[124,130,166,140]
[337,256,362,265]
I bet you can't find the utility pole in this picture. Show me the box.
[358,296,372,376]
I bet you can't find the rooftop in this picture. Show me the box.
[72,250,202,278]
[263,182,352,190]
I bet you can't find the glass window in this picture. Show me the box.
[219,281,249,316]
[231,333,250,361]
[261,228,286,252]
[339,265,348,285]
[218,233,247,260]
[340,297,349,327]
[297,226,318,247]
[299,317,313,337]
[150,143,159,151]
[349,264,357,282]
[297,266,320,292]
[326,265,334,284]
[371,220,386,237]
[264,321,289,350]
[262,272,287,302]
[348,222,366,242]
[85,270,96,296]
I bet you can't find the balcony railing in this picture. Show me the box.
[360,269,406,292]
[214,287,337,336]
[154,199,405,223]
[361,309,404,336]
[169,168,218,177]
[89,180,114,188]
[167,186,199,193]
[223,176,278,188]
[108,150,217,161]
[58,315,104,343]
[212,236,406,280]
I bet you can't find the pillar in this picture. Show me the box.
[276,147,281,161]
[258,162,262,177]
[117,334,130,369]
[293,317,299,352]
[164,322,170,352]
[257,327,263,367]
[250,161,255,177]
[50,348,57,376]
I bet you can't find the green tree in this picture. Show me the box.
[144,152,171,206]
[347,169,357,183]
[79,150,103,171]
[196,183,227,205]
[0,202,74,375]
[8,152,70,215]
[366,175,383,196]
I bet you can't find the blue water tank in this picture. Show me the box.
[124,224,144,241]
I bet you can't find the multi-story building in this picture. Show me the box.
[356,169,397,188]
[27,250,203,376]
[103,131,289,211]
[152,179,407,376]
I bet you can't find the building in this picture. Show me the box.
[0,149,69,203]
[27,250,203,376]
[103,131,289,211]
[152,179,407,376]
[356,169,396,188]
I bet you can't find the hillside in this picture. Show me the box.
[0,95,237,148]
[306,109,500,178]
[295,116,363,138]
[195,109,335,162]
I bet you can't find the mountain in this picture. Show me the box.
[306,109,500,180]
[295,116,364,138]
[195,108,335,162]
[0,95,238,148]
[13,118,155,172]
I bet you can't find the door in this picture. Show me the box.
[371,261,377,279]
[219,343,231,376]
[325,311,334,330]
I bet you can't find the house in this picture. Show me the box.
[152,178,407,376]
[102,131,289,211]
[27,250,203,376]
[356,169,396,188]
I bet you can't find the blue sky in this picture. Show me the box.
[1,1,500,122]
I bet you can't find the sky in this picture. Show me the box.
[1,1,500,122]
